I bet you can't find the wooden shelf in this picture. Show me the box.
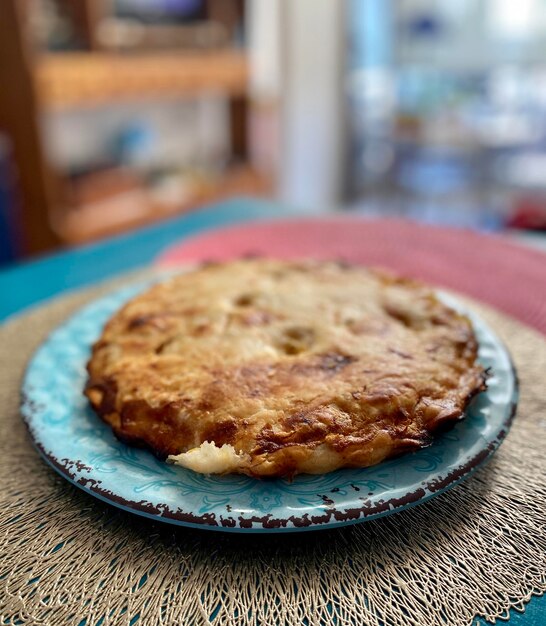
[36,50,248,109]
[0,0,255,257]
[55,166,271,245]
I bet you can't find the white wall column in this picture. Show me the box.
[279,0,347,210]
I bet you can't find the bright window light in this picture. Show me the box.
[487,0,539,38]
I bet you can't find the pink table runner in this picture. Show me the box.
[157,217,546,335]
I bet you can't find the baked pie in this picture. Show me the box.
[85,259,486,478]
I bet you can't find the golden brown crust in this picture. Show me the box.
[85,259,486,478]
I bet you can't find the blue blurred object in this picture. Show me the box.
[406,14,443,38]
[112,122,155,167]
[0,136,20,265]
[115,0,205,21]
[397,150,477,196]
[349,0,392,70]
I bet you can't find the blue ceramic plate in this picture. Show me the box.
[21,281,518,533]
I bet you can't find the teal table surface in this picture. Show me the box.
[0,197,285,322]
[1,197,543,625]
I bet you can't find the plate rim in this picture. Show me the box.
[20,281,519,533]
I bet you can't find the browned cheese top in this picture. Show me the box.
[86,259,486,478]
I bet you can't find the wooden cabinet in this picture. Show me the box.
[0,0,268,256]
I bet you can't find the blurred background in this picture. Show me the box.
[2,0,546,266]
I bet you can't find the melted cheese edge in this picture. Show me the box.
[168,441,250,474]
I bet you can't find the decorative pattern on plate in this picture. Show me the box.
[21,280,518,532]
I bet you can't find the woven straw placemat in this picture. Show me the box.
[1,272,545,626]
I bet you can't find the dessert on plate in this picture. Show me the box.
[85,259,486,478]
